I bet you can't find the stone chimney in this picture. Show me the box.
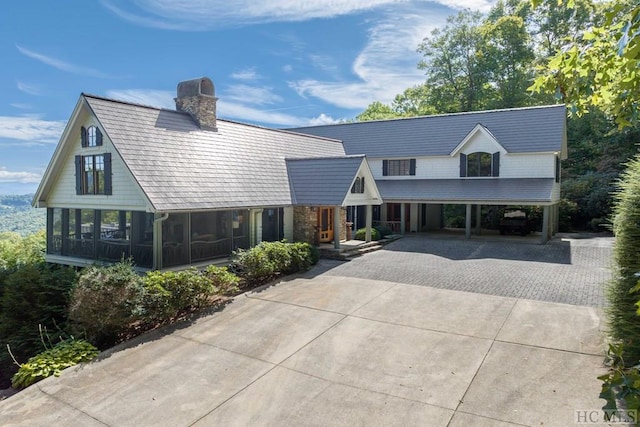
[175,77,218,131]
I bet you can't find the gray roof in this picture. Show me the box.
[84,95,345,211]
[289,105,566,157]
[286,156,364,206]
[377,178,556,204]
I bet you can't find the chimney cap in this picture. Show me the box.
[177,77,215,98]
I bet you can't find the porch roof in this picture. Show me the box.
[376,178,557,205]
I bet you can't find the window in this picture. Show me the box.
[555,155,561,183]
[383,159,416,176]
[351,177,365,193]
[460,152,500,177]
[81,126,102,147]
[75,153,112,195]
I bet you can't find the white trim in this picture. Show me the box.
[342,158,383,207]
[449,123,508,156]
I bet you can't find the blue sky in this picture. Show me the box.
[0,0,494,194]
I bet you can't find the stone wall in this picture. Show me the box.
[175,95,218,130]
[293,206,347,245]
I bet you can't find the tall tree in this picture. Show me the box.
[417,10,488,112]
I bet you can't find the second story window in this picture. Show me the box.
[351,177,365,193]
[383,159,416,176]
[81,126,103,147]
[460,152,500,177]
[75,153,112,195]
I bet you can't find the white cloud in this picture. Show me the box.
[282,64,293,73]
[231,68,261,81]
[105,89,176,109]
[16,45,115,79]
[223,85,283,105]
[0,167,41,184]
[289,5,452,109]
[102,0,403,29]
[16,81,42,96]
[217,100,307,126]
[10,103,33,110]
[308,113,341,126]
[0,116,66,143]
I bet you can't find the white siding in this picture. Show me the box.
[460,131,507,155]
[551,182,561,203]
[47,115,150,211]
[371,153,556,180]
[370,130,557,180]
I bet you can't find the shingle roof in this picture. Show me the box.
[377,178,556,204]
[289,105,566,157]
[84,95,345,211]
[286,156,364,206]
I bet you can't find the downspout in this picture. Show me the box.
[153,213,169,270]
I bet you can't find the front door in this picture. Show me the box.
[318,207,334,243]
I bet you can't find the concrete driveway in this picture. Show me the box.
[1,235,611,426]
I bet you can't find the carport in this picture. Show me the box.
[374,177,560,243]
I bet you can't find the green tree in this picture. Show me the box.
[356,101,401,121]
[530,0,640,128]
[418,9,489,112]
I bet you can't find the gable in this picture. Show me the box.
[34,97,152,211]
[286,156,382,206]
[450,124,507,156]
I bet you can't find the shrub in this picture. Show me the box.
[232,241,318,285]
[142,268,223,320]
[0,263,76,387]
[608,155,640,364]
[354,227,381,241]
[11,339,98,389]
[374,225,392,238]
[202,265,240,296]
[68,260,145,347]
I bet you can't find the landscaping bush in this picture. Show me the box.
[374,224,392,238]
[0,263,77,387]
[607,155,640,364]
[202,265,240,296]
[142,268,217,318]
[232,241,318,285]
[68,260,146,347]
[11,338,98,389]
[354,227,381,241]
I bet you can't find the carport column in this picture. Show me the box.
[465,204,472,239]
[400,203,406,235]
[334,207,341,249]
[541,205,550,244]
[475,204,482,235]
[365,204,372,242]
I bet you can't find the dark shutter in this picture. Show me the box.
[382,160,389,176]
[96,127,103,146]
[81,127,87,147]
[459,154,467,177]
[409,159,416,176]
[104,153,112,195]
[555,156,560,183]
[75,155,82,194]
[492,152,500,177]
[361,177,365,193]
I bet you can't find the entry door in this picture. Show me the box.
[318,207,334,243]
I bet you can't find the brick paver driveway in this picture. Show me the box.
[320,233,612,307]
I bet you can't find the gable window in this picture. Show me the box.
[81,126,103,147]
[382,159,416,176]
[351,177,365,193]
[460,152,500,177]
[75,153,112,195]
[555,155,561,183]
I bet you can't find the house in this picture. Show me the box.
[33,76,566,270]
[290,104,566,242]
[33,77,382,269]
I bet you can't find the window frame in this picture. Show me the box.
[460,152,500,178]
[75,153,112,195]
[382,159,416,176]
